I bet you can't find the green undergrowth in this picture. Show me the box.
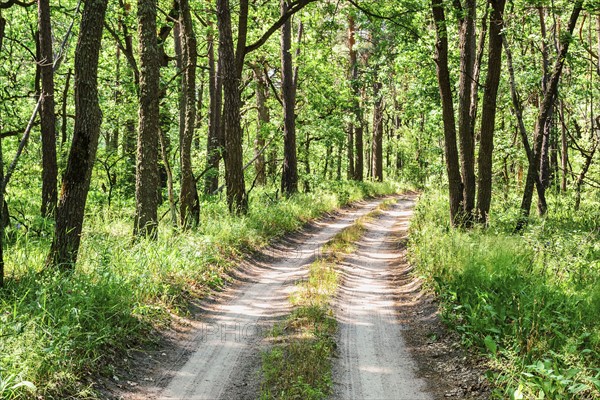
[260,199,394,399]
[409,190,600,399]
[0,180,400,399]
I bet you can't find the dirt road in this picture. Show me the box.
[140,198,389,400]
[331,197,432,400]
[115,194,487,400]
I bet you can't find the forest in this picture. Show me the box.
[0,0,598,398]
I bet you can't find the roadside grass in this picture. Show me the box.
[409,190,600,400]
[260,199,396,400]
[0,180,400,399]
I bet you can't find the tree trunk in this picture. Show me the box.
[179,0,199,228]
[475,0,506,225]
[503,36,547,232]
[253,65,268,186]
[280,0,299,196]
[372,80,384,182]
[560,100,568,192]
[134,0,160,237]
[205,25,222,195]
[217,0,248,213]
[519,0,583,223]
[432,0,464,227]
[457,0,476,222]
[346,16,356,179]
[47,0,108,268]
[38,0,58,218]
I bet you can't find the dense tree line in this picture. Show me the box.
[0,0,598,283]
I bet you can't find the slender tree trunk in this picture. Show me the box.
[47,0,108,268]
[538,7,553,191]
[38,0,58,218]
[217,0,248,213]
[253,65,268,186]
[372,80,384,182]
[432,0,464,226]
[134,0,160,237]
[179,0,199,228]
[280,0,299,195]
[61,69,71,146]
[205,25,222,194]
[346,16,356,179]
[560,100,568,192]
[475,0,506,225]
[457,0,476,222]
[503,36,547,232]
[520,0,583,222]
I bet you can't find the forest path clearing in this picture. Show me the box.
[331,197,432,400]
[122,196,391,400]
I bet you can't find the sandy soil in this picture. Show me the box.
[331,198,432,400]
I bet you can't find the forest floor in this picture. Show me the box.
[101,195,490,400]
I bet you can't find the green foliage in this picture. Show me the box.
[410,190,600,399]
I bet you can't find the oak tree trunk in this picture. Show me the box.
[134,0,160,237]
[47,0,108,268]
[280,0,299,195]
[38,0,58,218]
[432,0,464,226]
[475,0,506,224]
[179,0,199,228]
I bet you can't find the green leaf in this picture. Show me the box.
[484,335,497,355]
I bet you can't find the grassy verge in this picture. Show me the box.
[260,199,395,399]
[409,190,600,399]
[0,181,401,399]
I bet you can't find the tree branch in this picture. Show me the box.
[245,0,317,55]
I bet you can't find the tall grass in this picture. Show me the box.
[0,180,398,399]
[409,190,600,399]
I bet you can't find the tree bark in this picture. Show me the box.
[179,0,199,228]
[217,0,248,213]
[475,0,506,225]
[432,0,464,226]
[372,80,384,182]
[205,24,222,194]
[456,0,476,222]
[46,0,108,268]
[280,0,299,196]
[253,65,268,186]
[38,0,58,218]
[134,0,160,237]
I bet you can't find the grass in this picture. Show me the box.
[409,189,600,400]
[0,180,401,399]
[260,198,396,400]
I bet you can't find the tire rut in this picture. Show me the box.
[332,197,433,400]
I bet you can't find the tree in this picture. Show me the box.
[178,0,199,227]
[134,0,160,237]
[205,20,222,195]
[47,0,109,268]
[216,0,316,213]
[475,0,506,224]
[280,1,301,195]
[38,0,58,218]
[431,0,464,226]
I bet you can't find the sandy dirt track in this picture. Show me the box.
[138,197,388,400]
[331,197,432,400]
